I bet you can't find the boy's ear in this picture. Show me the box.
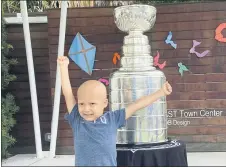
[104,98,108,108]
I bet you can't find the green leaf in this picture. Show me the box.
[1,14,19,159]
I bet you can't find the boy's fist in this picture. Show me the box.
[57,56,69,67]
[161,81,172,96]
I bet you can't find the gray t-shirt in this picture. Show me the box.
[64,105,126,166]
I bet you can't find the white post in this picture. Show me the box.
[20,0,43,158]
[49,1,68,158]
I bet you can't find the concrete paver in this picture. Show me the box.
[2,152,226,166]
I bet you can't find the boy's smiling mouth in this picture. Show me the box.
[84,113,94,116]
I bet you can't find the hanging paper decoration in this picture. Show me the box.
[189,40,210,58]
[215,23,226,43]
[153,51,166,69]
[98,78,109,85]
[178,62,189,76]
[68,32,96,75]
[112,52,120,65]
[165,31,177,49]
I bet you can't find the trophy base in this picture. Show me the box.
[116,138,171,148]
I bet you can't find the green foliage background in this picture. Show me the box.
[1,16,19,158]
[1,0,218,13]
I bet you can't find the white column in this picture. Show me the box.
[20,0,43,158]
[49,1,68,158]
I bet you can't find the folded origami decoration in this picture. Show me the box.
[189,40,210,58]
[112,52,120,65]
[215,23,226,43]
[98,78,109,85]
[68,32,96,75]
[153,51,166,70]
[178,62,189,76]
[165,31,177,49]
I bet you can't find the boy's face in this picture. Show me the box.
[77,81,108,121]
[78,97,108,121]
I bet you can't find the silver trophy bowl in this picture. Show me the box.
[114,4,156,33]
[109,4,168,145]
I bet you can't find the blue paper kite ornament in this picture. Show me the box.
[68,32,96,75]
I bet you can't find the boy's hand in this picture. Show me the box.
[57,56,69,67]
[161,81,172,96]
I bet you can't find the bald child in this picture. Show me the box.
[57,56,172,166]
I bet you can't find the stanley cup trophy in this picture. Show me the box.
[109,5,168,145]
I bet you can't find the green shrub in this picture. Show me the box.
[1,16,19,158]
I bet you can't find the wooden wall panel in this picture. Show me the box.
[6,23,52,148]
[47,1,226,148]
[6,1,226,152]
[47,2,226,147]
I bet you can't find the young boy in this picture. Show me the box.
[57,56,172,166]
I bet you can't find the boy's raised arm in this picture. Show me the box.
[125,82,172,119]
[57,56,76,113]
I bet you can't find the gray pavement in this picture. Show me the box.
[2,152,226,166]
